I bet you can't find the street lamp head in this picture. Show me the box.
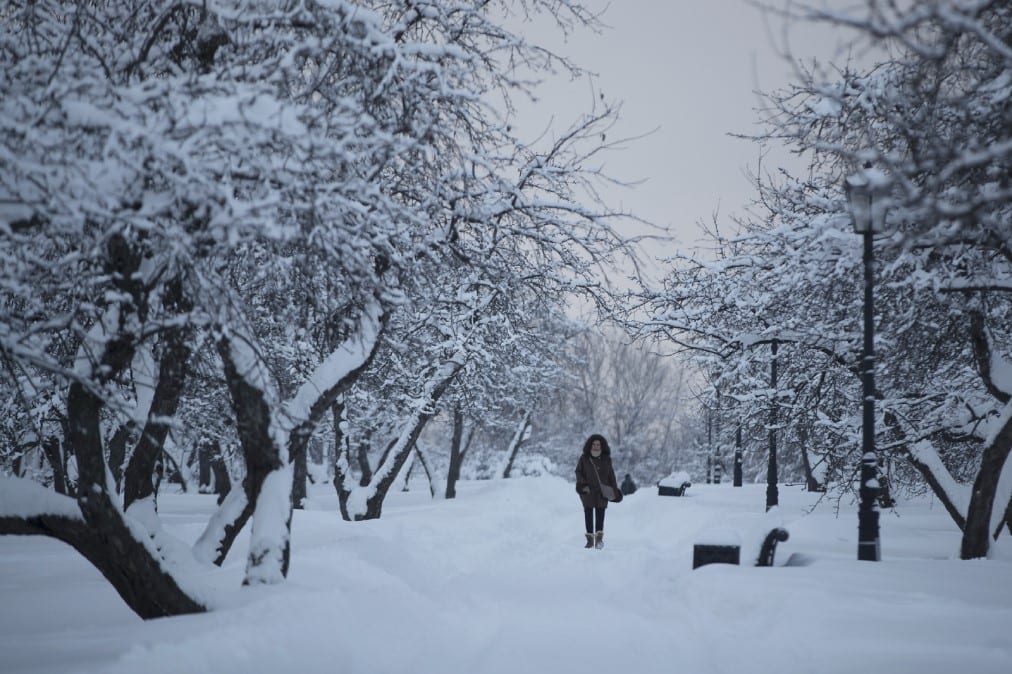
[846,169,890,234]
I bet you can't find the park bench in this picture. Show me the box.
[755,527,790,566]
[692,526,791,569]
[657,470,692,497]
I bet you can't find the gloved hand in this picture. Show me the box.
[581,485,590,494]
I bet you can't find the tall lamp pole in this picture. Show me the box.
[766,339,779,511]
[733,425,743,488]
[846,170,888,562]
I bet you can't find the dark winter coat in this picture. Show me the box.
[575,440,619,509]
[621,474,637,496]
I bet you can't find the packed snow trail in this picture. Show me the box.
[2,476,1011,674]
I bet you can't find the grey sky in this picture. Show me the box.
[511,1,858,266]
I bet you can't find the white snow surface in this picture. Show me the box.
[0,476,81,520]
[659,470,691,487]
[2,478,1011,674]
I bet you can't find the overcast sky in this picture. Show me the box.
[510,0,860,269]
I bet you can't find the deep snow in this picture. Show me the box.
[2,477,1010,674]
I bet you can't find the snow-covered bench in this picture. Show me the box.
[691,528,740,568]
[692,526,791,569]
[657,471,692,497]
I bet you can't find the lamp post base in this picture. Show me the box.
[858,507,880,561]
[858,539,880,561]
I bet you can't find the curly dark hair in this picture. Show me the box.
[581,434,611,457]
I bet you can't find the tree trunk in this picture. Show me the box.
[399,453,416,491]
[160,448,187,492]
[3,390,205,619]
[41,435,68,495]
[357,437,374,487]
[67,381,206,618]
[350,361,463,520]
[123,278,191,511]
[192,487,252,566]
[198,438,213,493]
[333,423,354,521]
[918,461,967,530]
[962,313,1012,556]
[217,338,290,584]
[210,443,232,504]
[3,236,204,618]
[291,429,309,510]
[445,406,465,499]
[995,496,1012,539]
[206,299,385,574]
[332,401,354,519]
[358,422,425,520]
[52,237,205,618]
[107,424,132,492]
[413,445,436,498]
[960,411,1012,559]
[969,311,1012,404]
[796,421,823,492]
[501,411,531,479]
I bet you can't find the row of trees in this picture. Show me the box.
[0,0,643,619]
[629,0,1012,559]
[525,328,699,483]
[127,326,702,502]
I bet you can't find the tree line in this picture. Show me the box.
[626,0,1012,560]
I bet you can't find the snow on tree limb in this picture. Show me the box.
[0,476,82,521]
[192,487,250,566]
[283,298,386,436]
[908,439,970,526]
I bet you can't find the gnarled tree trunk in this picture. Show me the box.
[67,381,206,617]
[961,412,1012,558]
[961,312,1012,558]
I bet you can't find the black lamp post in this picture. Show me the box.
[706,408,714,484]
[846,170,888,562]
[733,426,743,487]
[766,339,778,511]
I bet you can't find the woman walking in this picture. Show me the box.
[575,434,621,549]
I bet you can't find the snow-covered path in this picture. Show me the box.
[2,477,1011,674]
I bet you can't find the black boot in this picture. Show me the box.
[584,533,594,549]
[595,531,604,550]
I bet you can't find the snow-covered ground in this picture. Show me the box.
[2,477,1010,674]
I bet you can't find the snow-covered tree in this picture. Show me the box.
[635,0,1012,557]
[1,0,641,618]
